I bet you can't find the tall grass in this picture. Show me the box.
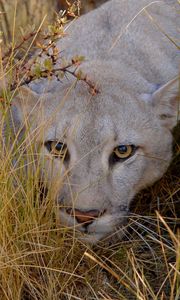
[0,133,179,299]
[0,1,179,299]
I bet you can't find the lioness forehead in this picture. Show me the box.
[41,82,151,148]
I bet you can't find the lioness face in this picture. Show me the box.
[13,71,178,244]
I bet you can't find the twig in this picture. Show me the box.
[2,31,38,60]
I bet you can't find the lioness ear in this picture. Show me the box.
[10,85,40,133]
[14,85,39,116]
[151,77,179,130]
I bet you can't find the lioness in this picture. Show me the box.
[3,0,179,244]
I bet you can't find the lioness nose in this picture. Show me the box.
[66,208,100,224]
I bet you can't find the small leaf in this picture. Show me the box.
[58,71,65,79]
[44,59,53,71]
[77,55,85,62]
[76,69,83,80]
[34,64,42,78]
[72,55,85,65]
[36,41,44,49]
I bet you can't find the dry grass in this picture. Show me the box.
[0,0,57,46]
[0,131,179,299]
[0,1,179,299]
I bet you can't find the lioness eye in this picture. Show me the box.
[45,141,68,159]
[110,145,136,163]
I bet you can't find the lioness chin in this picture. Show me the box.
[1,0,179,244]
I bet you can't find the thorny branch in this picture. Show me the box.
[0,0,99,98]
[2,31,38,61]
